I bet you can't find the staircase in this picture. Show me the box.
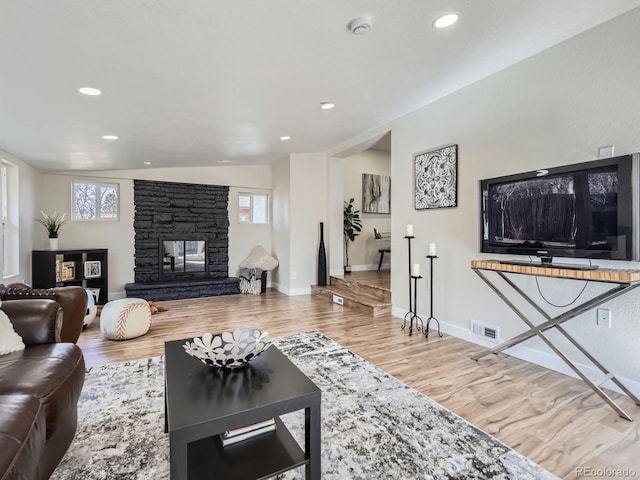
[311,272,391,317]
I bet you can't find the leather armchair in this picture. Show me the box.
[0,283,87,343]
[0,297,85,480]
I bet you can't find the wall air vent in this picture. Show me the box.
[470,320,500,344]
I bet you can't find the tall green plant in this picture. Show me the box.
[343,198,363,269]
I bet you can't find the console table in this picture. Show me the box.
[470,259,640,421]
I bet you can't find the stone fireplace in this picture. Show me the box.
[124,179,239,301]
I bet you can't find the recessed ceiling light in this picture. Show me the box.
[280,136,291,141]
[79,87,102,96]
[220,160,231,164]
[143,161,152,165]
[320,102,335,110]
[433,13,459,29]
[101,135,118,140]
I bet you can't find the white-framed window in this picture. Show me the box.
[238,192,268,224]
[1,159,19,278]
[72,180,120,221]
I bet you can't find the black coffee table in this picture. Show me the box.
[164,339,321,480]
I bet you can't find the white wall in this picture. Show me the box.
[271,158,291,291]
[39,173,135,299]
[289,153,328,294]
[343,149,391,270]
[40,165,273,298]
[383,9,640,393]
[1,149,40,285]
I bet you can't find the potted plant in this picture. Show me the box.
[36,211,67,250]
[343,198,362,273]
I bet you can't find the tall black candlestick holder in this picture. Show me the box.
[424,255,443,338]
[402,236,424,335]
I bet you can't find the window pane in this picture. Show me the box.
[238,194,251,223]
[1,164,7,276]
[73,182,97,220]
[72,181,119,221]
[252,194,267,224]
[99,185,118,219]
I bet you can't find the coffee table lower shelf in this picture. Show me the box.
[187,417,306,480]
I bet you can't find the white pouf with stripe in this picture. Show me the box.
[100,298,151,340]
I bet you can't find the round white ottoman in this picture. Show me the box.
[100,298,151,340]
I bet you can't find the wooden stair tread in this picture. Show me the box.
[314,284,391,307]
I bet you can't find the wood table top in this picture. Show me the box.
[471,259,640,283]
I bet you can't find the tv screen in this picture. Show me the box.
[480,154,637,262]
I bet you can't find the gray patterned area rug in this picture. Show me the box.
[52,331,557,480]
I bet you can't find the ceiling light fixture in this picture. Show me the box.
[433,13,459,29]
[280,136,291,141]
[78,87,102,96]
[143,161,152,165]
[220,160,231,164]
[101,135,119,140]
[320,102,335,110]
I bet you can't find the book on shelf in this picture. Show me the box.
[55,259,62,282]
[220,422,276,447]
[222,417,276,439]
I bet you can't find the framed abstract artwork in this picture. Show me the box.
[362,173,391,214]
[414,144,458,210]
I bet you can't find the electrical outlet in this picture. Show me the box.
[598,146,615,159]
[291,271,297,280]
[597,308,611,328]
[332,295,344,305]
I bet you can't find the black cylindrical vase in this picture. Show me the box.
[318,222,327,286]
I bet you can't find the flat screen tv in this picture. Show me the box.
[480,154,639,266]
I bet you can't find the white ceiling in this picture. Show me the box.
[1,1,639,172]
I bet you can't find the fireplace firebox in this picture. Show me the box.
[161,239,207,279]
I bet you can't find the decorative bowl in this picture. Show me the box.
[182,328,272,368]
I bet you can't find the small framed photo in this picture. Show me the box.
[61,261,76,281]
[84,260,102,279]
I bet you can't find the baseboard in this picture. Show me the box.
[270,282,310,296]
[391,307,640,398]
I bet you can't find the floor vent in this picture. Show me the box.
[470,320,500,344]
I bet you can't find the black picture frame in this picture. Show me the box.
[362,173,391,214]
[414,144,458,210]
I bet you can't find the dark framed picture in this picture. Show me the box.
[362,173,391,214]
[414,144,458,210]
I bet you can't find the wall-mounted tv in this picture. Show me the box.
[480,154,639,265]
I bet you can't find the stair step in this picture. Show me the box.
[329,275,391,303]
[311,284,391,317]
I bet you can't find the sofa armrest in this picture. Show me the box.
[2,285,86,343]
[0,299,62,345]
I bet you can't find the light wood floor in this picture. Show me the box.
[79,288,640,480]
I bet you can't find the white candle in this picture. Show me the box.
[406,224,414,237]
[412,263,420,276]
[428,243,437,256]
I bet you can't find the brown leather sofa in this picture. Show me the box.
[0,285,86,480]
[1,283,87,343]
